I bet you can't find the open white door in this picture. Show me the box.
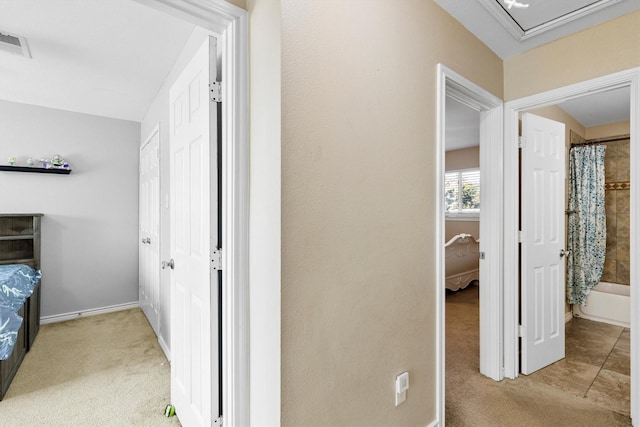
[169,36,220,425]
[520,113,566,375]
[139,127,161,334]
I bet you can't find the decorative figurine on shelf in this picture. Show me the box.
[7,156,16,165]
[39,154,70,169]
[26,157,34,166]
[51,154,64,168]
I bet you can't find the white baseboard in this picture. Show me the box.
[158,335,171,362]
[41,301,140,324]
[426,419,440,427]
[565,310,573,323]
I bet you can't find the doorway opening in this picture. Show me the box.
[436,64,504,424]
[504,67,640,421]
[136,1,250,424]
[439,65,639,424]
[510,84,632,417]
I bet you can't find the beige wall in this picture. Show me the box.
[445,146,480,240]
[504,11,640,101]
[281,1,502,425]
[445,146,480,171]
[225,0,246,10]
[586,120,631,140]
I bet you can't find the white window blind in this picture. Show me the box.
[445,168,480,218]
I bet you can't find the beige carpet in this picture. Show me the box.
[0,308,181,427]
[445,286,632,427]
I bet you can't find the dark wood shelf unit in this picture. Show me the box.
[0,214,43,400]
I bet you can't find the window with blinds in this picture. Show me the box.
[445,168,480,218]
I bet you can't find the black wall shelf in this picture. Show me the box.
[0,165,71,175]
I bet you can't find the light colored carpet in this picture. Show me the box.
[0,308,181,427]
[445,286,632,427]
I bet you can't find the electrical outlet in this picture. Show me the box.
[395,372,409,406]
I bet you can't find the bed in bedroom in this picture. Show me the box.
[445,233,480,291]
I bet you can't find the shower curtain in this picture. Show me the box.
[567,145,607,305]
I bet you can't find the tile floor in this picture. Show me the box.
[445,286,632,426]
[523,316,631,415]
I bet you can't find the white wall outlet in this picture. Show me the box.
[395,371,409,406]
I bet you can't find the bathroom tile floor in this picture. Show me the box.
[445,286,631,426]
[524,317,630,416]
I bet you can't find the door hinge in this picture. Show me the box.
[213,416,223,426]
[518,136,526,148]
[518,324,525,338]
[211,249,222,271]
[479,251,486,260]
[210,81,222,102]
[517,230,524,243]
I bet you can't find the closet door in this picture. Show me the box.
[139,127,161,335]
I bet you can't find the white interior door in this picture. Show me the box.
[140,128,160,334]
[520,113,566,375]
[169,36,220,426]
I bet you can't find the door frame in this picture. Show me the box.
[136,0,250,425]
[436,64,504,424]
[503,67,639,420]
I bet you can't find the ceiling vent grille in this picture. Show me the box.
[0,31,32,58]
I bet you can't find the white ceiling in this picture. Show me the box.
[558,86,631,128]
[440,0,633,148]
[446,86,631,151]
[445,97,480,152]
[0,0,195,122]
[434,0,640,59]
[1,1,633,129]
[445,86,631,151]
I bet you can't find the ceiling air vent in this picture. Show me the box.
[0,31,32,58]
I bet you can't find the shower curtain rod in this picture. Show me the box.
[570,134,630,148]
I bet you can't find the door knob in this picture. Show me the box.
[559,249,569,258]
[161,259,175,270]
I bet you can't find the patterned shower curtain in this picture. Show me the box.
[567,145,607,305]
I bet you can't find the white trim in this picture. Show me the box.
[437,64,504,426]
[158,335,171,361]
[141,123,160,150]
[478,93,504,382]
[134,1,250,425]
[631,69,639,426]
[478,0,625,41]
[40,301,140,324]
[436,66,447,427]
[445,216,480,222]
[503,67,639,422]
